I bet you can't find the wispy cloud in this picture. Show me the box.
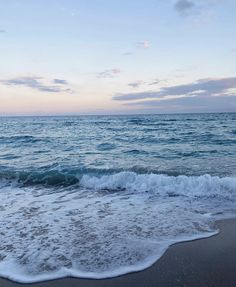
[149,79,161,86]
[136,41,150,49]
[123,52,134,56]
[174,0,195,16]
[113,77,236,101]
[97,68,121,78]
[123,41,150,56]
[0,29,6,33]
[0,76,72,93]
[128,80,145,88]
[127,79,164,89]
[53,79,68,85]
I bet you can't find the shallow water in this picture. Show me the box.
[0,113,235,282]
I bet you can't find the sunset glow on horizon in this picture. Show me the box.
[0,0,236,115]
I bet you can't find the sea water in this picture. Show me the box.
[0,113,235,282]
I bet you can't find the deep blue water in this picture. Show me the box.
[0,113,236,282]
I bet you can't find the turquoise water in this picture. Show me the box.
[0,113,236,282]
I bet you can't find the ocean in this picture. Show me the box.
[0,113,236,283]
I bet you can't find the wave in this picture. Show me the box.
[0,168,236,195]
[0,169,79,187]
[96,143,116,151]
[0,172,235,283]
[0,231,218,283]
[0,135,49,144]
[81,172,236,198]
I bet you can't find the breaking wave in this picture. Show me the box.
[0,172,235,283]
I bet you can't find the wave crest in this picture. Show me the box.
[81,172,236,198]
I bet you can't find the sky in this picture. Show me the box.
[0,0,236,115]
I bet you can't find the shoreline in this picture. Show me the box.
[1,218,236,287]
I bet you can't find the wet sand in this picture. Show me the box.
[1,218,236,287]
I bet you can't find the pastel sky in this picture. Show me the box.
[0,0,236,115]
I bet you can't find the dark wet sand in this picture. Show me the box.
[1,218,236,287]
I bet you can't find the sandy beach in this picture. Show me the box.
[1,218,236,287]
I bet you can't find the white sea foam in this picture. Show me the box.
[0,173,235,283]
[81,172,236,198]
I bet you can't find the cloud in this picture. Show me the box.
[123,41,150,56]
[123,52,134,56]
[136,41,150,49]
[128,80,145,88]
[0,29,6,33]
[124,94,236,113]
[113,77,236,101]
[53,79,68,85]
[174,0,195,15]
[114,91,159,101]
[0,76,72,93]
[127,79,164,89]
[97,68,121,78]
[149,79,161,86]
[174,0,221,23]
[160,77,236,96]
